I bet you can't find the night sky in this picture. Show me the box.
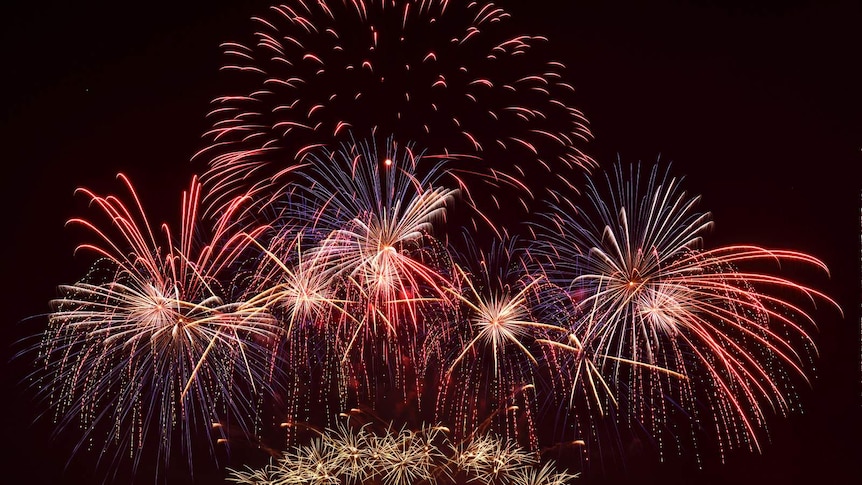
[1,1,859,484]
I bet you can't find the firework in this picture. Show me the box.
[238,138,461,434]
[508,461,579,485]
[289,138,456,322]
[322,421,376,482]
[435,236,567,451]
[226,418,577,485]
[451,431,536,483]
[22,1,845,481]
[236,230,356,437]
[195,0,593,230]
[244,231,350,338]
[532,162,841,462]
[34,174,282,476]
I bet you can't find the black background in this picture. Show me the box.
[1,1,859,484]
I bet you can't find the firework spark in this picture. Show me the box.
[22,2,844,481]
[244,232,350,336]
[281,139,457,349]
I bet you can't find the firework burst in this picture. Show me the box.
[236,231,356,436]
[237,138,461,434]
[288,138,456,370]
[294,139,456,318]
[227,418,577,485]
[21,1,845,482]
[33,174,282,477]
[533,162,841,462]
[195,0,593,229]
[435,236,567,451]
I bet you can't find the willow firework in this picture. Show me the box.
[435,236,566,451]
[34,174,283,476]
[238,139,461,436]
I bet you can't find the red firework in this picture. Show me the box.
[194,0,594,232]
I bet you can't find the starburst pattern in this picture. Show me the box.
[196,0,594,229]
[509,461,580,485]
[434,237,567,451]
[533,162,842,461]
[21,1,843,483]
[34,174,282,475]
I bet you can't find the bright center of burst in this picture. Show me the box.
[383,158,393,167]
[172,318,184,339]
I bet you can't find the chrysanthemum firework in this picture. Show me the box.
[226,418,577,485]
[289,138,457,315]
[33,174,283,476]
[240,138,460,433]
[195,0,593,229]
[532,161,841,462]
[435,236,567,451]
[239,231,355,437]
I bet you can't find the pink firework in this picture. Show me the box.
[195,0,593,230]
[240,138,460,433]
[532,162,842,464]
[435,236,568,451]
[35,174,282,476]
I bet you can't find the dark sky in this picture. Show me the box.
[1,1,859,484]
